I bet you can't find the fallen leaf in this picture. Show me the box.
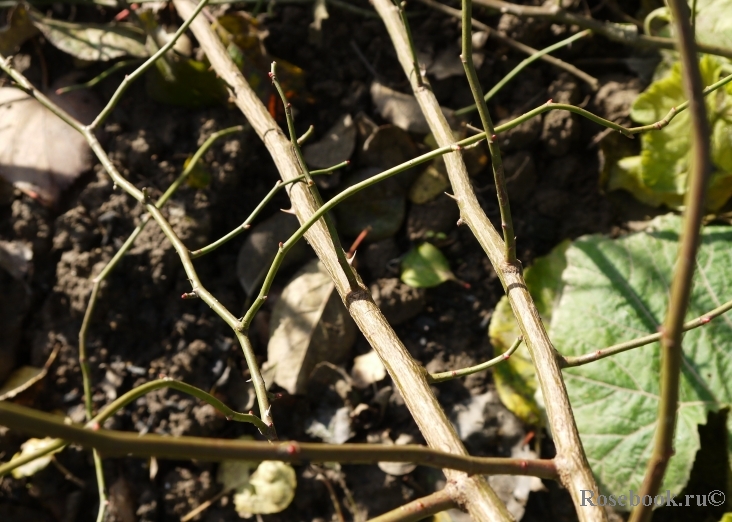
[334,167,406,242]
[215,13,305,105]
[0,5,39,55]
[232,461,297,518]
[378,433,417,476]
[0,367,44,401]
[400,243,456,288]
[0,240,32,281]
[236,212,311,297]
[306,405,354,444]
[0,83,99,206]
[11,437,63,478]
[303,114,356,169]
[370,82,455,134]
[408,163,450,204]
[267,259,356,394]
[351,350,387,389]
[29,9,148,61]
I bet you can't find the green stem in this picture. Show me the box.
[630,0,710,518]
[0,401,559,479]
[461,0,516,263]
[395,0,424,87]
[472,0,732,59]
[628,71,732,134]
[88,0,211,130]
[269,62,358,289]
[55,59,142,95]
[560,299,732,368]
[189,161,348,259]
[429,336,522,383]
[0,378,269,477]
[92,450,107,522]
[455,29,592,116]
[416,0,598,90]
[297,124,315,145]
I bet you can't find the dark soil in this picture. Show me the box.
[0,1,725,521]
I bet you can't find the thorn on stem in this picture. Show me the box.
[456,218,465,226]
[546,98,553,104]
[242,223,251,230]
[491,134,497,141]
[181,291,199,300]
[700,316,711,324]
[444,192,458,201]
[280,207,296,214]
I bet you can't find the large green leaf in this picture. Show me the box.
[607,56,732,210]
[489,214,732,503]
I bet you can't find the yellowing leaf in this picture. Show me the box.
[183,156,211,189]
[488,241,569,425]
[401,243,455,288]
[608,55,732,210]
[232,461,296,517]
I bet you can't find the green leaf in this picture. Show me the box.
[491,214,732,504]
[29,10,147,62]
[401,243,455,288]
[692,0,732,50]
[609,55,732,210]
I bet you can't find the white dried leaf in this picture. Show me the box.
[0,83,98,206]
[232,461,297,518]
[267,260,356,394]
[370,82,455,134]
[350,350,386,389]
[11,437,63,478]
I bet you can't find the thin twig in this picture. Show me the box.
[0,401,560,479]
[173,1,514,520]
[429,336,522,383]
[461,0,516,262]
[367,489,457,522]
[472,0,732,59]
[269,62,359,290]
[416,0,598,89]
[629,0,711,518]
[89,0,211,130]
[0,378,269,477]
[455,29,592,116]
[560,299,732,368]
[0,55,274,438]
